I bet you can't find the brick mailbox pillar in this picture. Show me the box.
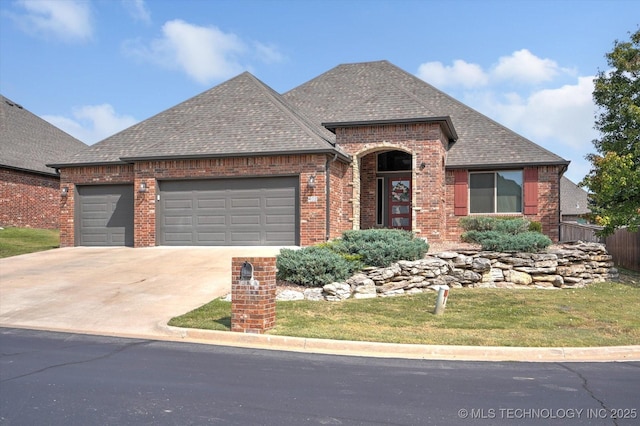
[231,257,277,334]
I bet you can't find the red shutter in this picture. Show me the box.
[454,170,468,216]
[523,168,538,215]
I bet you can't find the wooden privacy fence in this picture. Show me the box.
[605,228,640,272]
[559,222,604,243]
[560,222,639,272]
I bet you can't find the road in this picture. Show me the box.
[1,328,638,425]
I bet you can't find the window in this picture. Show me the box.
[376,177,384,225]
[469,171,523,213]
[378,151,411,172]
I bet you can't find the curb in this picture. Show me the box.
[4,322,639,363]
[161,324,640,363]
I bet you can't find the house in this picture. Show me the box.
[1,95,86,229]
[560,176,591,223]
[49,60,570,247]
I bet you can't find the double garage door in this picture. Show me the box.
[76,178,298,246]
[158,177,298,246]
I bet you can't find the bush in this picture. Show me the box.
[332,229,429,267]
[459,216,499,232]
[528,221,542,233]
[462,229,552,252]
[482,232,552,252]
[493,218,531,235]
[276,246,359,287]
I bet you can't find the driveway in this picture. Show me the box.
[0,246,282,338]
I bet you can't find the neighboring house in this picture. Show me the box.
[49,61,569,248]
[1,95,86,229]
[560,176,591,223]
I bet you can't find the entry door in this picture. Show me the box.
[388,178,411,230]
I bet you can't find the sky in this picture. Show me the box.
[1,0,638,185]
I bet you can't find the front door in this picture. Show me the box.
[388,177,411,230]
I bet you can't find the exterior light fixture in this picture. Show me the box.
[308,175,316,189]
[61,186,69,196]
[139,181,148,193]
[420,162,426,170]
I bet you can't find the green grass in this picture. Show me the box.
[0,227,60,258]
[169,270,640,347]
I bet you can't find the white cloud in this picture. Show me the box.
[254,41,285,64]
[122,0,151,24]
[417,60,488,88]
[43,104,138,145]
[416,51,598,182]
[12,0,93,42]
[492,49,562,84]
[125,19,247,85]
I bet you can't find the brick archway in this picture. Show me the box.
[351,144,416,231]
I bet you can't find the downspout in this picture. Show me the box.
[326,153,339,241]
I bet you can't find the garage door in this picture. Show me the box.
[76,185,134,246]
[158,177,298,246]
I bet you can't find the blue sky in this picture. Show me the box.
[1,0,638,184]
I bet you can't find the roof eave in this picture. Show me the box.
[322,116,459,142]
[1,163,59,177]
[446,160,571,170]
[120,149,352,164]
[46,160,132,169]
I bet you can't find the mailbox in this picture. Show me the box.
[240,261,253,281]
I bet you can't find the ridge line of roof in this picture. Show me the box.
[243,72,338,149]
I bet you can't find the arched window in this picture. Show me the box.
[377,150,411,172]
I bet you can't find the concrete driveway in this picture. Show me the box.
[0,246,282,338]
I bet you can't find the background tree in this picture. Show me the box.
[582,28,640,236]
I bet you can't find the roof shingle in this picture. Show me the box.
[0,95,86,175]
[284,60,569,168]
[53,73,345,166]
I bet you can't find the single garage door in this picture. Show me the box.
[158,177,298,246]
[76,184,134,246]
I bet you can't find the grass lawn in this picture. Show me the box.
[169,269,640,347]
[0,227,60,258]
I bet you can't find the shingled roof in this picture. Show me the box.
[52,72,348,167]
[0,95,86,175]
[283,60,569,169]
[560,176,591,216]
[49,60,569,169]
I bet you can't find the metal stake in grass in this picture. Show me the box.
[434,285,450,315]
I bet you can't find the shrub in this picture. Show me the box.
[493,218,531,235]
[528,221,542,233]
[332,229,429,267]
[462,230,552,252]
[460,216,551,252]
[276,246,358,287]
[459,216,498,232]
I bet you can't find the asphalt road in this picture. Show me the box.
[1,328,638,425]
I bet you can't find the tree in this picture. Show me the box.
[582,28,640,236]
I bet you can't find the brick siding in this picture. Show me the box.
[60,155,330,247]
[333,122,448,242]
[0,167,60,229]
[231,257,277,333]
[444,166,562,242]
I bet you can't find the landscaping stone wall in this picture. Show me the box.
[276,241,618,302]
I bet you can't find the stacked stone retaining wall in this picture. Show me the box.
[276,241,619,302]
